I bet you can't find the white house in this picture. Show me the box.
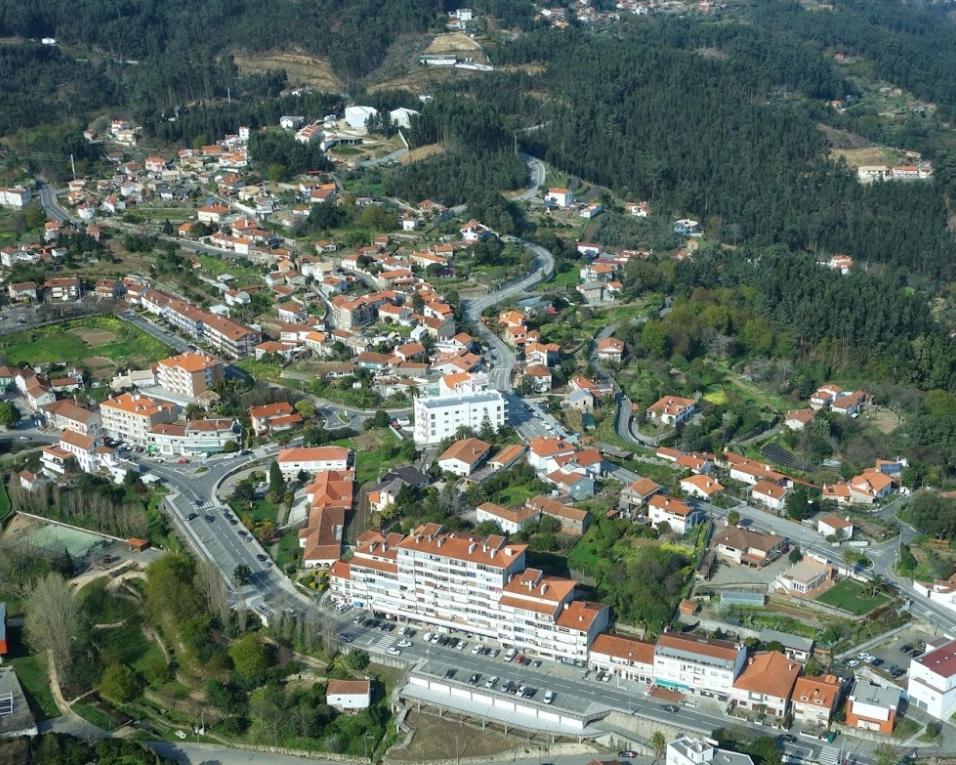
[345,106,378,133]
[326,679,371,712]
[475,502,539,534]
[667,737,754,765]
[817,514,853,540]
[751,480,787,511]
[437,438,490,477]
[276,446,352,479]
[647,495,700,535]
[908,639,956,721]
[545,187,572,207]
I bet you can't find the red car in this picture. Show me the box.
[177,458,189,464]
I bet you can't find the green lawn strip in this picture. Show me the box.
[6,628,60,720]
[275,529,302,572]
[0,481,11,523]
[73,701,118,730]
[816,579,890,615]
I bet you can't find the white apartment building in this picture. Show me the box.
[147,419,240,456]
[907,639,956,720]
[156,351,223,399]
[41,430,116,477]
[100,392,177,446]
[330,524,608,662]
[653,632,747,701]
[276,446,352,479]
[413,374,507,446]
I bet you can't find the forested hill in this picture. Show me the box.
[0,0,442,81]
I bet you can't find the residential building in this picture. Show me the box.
[680,474,725,500]
[41,399,101,436]
[43,276,82,301]
[475,502,539,534]
[773,557,832,595]
[618,477,662,518]
[100,392,177,446]
[437,437,491,477]
[595,337,625,364]
[646,396,696,426]
[792,674,843,728]
[249,401,303,435]
[784,409,815,431]
[527,436,578,473]
[822,470,893,505]
[412,375,507,446]
[277,446,352,479]
[653,632,746,700]
[907,638,956,721]
[589,633,655,683]
[729,651,800,718]
[526,495,590,534]
[147,419,240,456]
[326,679,371,712]
[846,683,900,735]
[713,527,786,568]
[156,351,223,399]
[666,737,754,765]
[545,187,572,207]
[41,429,114,476]
[818,514,853,540]
[647,495,700,534]
[751,480,788,511]
[330,525,607,662]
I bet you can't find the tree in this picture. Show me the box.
[234,563,253,586]
[478,414,496,442]
[345,649,370,670]
[228,633,271,681]
[100,663,141,702]
[196,559,230,626]
[784,487,815,521]
[294,399,315,418]
[269,461,285,497]
[0,401,19,428]
[651,731,667,761]
[727,510,740,527]
[788,546,802,563]
[25,572,85,680]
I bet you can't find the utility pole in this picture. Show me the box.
[70,153,76,181]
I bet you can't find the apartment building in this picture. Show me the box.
[41,399,101,436]
[156,351,224,399]
[300,469,354,568]
[330,524,608,662]
[413,374,507,446]
[140,289,261,358]
[147,419,240,456]
[43,276,82,301]
[100,392,177,445]
[277,446,352,479]
[667,737,754,765]
[729,651,800,718]
[653,632,747,701]
[846,683,900,735]
[589,633,656,683]
[907,638,956,720]
[41,429,114,476]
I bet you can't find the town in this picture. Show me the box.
[1,7,956,763]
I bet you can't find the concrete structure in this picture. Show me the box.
[907,638,956,721]
[156,351,223,399]
[345,105,378,133]
[147,419,240,457]
[653,632,746,701]
[413,374,507,446]
[330,525,607,663]
[667,737,754,765]
[846,683,900,735]
[100,392,177,446]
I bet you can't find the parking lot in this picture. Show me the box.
[836,626,936,685]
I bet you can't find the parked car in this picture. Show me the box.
[387,647,402,656]
[469,673,481,685]
[662,704,679,713]
[619,751,638,759]
[543,690,555,704]
[186,512,198,521]
[337,633,353,643]
[485,676,498,689]
[398,639,412,648]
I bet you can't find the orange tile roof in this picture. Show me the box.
[158,351,220,373]
[555,600,606,631]
[590,633,655,664]
[102,392,175,418]
[278,446,351,463]
[732,650,801,699]
[792,674,842,710]
[656,632,740,661]
[438,437,491,466]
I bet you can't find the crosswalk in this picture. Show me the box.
[816,744,842,765]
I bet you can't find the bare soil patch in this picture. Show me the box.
[232,51,345,92]
[389,711,521,761]
[424,32,487,63]
[401,144,446,164]
[71,327,117,346]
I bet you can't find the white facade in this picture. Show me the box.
[907,640,956,720]
[653,634,746,701]
[277,447,352,479]
[345,106,378,133]
[413,383,507,446]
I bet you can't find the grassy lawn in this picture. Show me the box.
[5,626,59,719]
[275,529,302,572]
[197,254,264,284]
[94,621,153,667]
[0,316,171,367]
[816,579,891,615]
[79,578,140,625]
[74,701,118,730]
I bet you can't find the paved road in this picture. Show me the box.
[36,179,78,225]
[119,310,192,353]
[513,154,547,202]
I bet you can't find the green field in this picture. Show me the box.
[5,626,59,719]
[816,579,891,615]
[0,316,171,368]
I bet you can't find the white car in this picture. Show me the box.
[458,641,467,651]
[398,639,412,648]
[472,644,482,655]
[543,690,555,704]
[423,632,434,642]
[387,647,402,656]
